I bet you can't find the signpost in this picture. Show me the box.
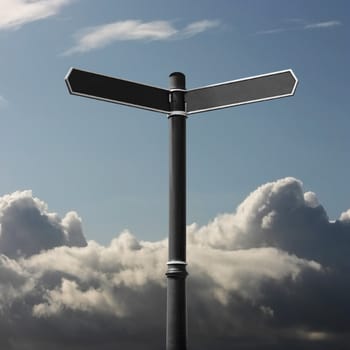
[65,68,298,350]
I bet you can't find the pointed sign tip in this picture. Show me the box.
[288,69,298,96]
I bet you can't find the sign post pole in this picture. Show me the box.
[166,72,188,350]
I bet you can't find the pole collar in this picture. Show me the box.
[166,261,188,278]
[167,260,187,265]
[169,88,187,92]
[168,111,187,118]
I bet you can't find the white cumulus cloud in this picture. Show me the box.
[0,190,86,258]
[339,209,350,222]
[0,0,72,30]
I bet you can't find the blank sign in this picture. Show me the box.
[65,68,170,113]
[186,70,298,114]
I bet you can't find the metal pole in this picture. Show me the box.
[166,72,188,350]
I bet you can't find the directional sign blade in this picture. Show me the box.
[186,70,298,114]
[65,68,170,113]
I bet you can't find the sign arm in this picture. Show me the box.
[185,69,298,115]
[65,68,171,114]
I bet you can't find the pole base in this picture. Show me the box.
[166,262,188,350]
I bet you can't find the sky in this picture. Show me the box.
[0,0,349,349]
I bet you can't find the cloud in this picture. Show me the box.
[0,0,72,30]
[256,19,342,35]
[304,20,342,29]
[0,179,350,349]
[64,19,220,54]
[182,19,221,37]
[339,209,350,222]
[0,190,86,258]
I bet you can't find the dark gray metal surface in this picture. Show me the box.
[186,69,297,114]
[166,266,188,350]
[65,68,170,113]
[168,116,187,262]
[166,72,188,350]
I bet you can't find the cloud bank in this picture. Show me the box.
[0,178,350,349]
[0,0,72,30]
[64,19,220,54]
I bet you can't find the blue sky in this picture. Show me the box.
[0,0,349,245]
[1,1,350,349]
